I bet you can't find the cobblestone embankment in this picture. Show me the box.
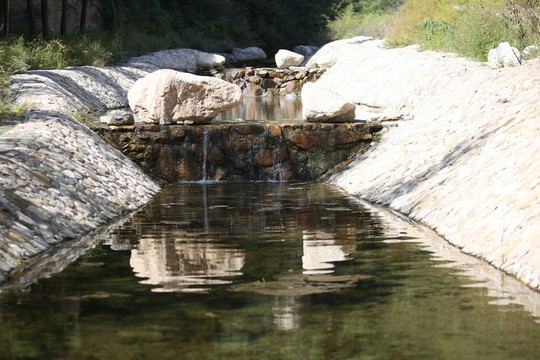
[0,52,193,281]
[322,39,540,290]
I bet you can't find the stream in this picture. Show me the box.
[1,182,539,359]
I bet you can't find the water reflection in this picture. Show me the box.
[215,95,302,123]
[302,230,356,275]
[2,183,540,360]
[130,237,245,293]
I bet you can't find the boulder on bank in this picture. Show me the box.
[488,42,522,68]
[196,52,226,69]
[293,45,319,64]
[122,49,227,72]
[232,47,267,63]
[128,70,242,124]
[275,49,305,68]
[301,82,356,122]
[104,110,134,126]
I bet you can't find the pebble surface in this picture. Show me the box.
[324,40,540,290]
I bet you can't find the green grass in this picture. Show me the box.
[327,0,540,61]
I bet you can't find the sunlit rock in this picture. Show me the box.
[301,82,356,122]
[128,69,243,124]
[196,52,226,68]
[275,49,304,69]
[488,42,522,68]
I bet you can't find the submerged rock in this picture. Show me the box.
[127,70,243,125]
[301,82,356,122]
[275,49,305,69]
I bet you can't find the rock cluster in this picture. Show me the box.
[127,70,242,124]
[209,66,326,96]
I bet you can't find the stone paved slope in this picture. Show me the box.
[0,111,160,282]
[325,40,540,289]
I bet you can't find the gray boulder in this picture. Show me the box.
[293,45,319,64]
[106,110,134,126]
[232,47,267,62]
[488,42,522,68]
[275,49,305,69]
[301,82,356,122]
[128,69,242,125]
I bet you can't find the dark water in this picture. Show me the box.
[1,183,540,360]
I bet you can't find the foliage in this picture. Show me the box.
[381,0,540,60]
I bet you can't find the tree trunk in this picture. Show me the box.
[41,0,49,39]
[110,0,117,31]
[80,0,88,32]
[2,0,10,36]
[27,0,38,39]
[60,0,67,38]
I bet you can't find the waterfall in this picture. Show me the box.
[202,128,209,182]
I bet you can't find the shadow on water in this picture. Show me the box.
[1,183,540,360]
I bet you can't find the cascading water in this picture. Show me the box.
[201,128,209,182]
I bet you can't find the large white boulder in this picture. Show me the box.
[232,47,267,62]
[275,49,305,68]
[301,82,356,122]
[488,42,522,68]
[128,69,242,124]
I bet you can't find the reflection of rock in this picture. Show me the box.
[273,297,300,331]
[302,231,356,274]
[130,236,245,292]
[230,273,370,296]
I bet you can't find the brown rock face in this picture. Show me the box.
[128,70,243,124]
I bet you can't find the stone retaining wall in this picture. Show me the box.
[93,122,381,182]
[200,67,326,96]
[321,39,540,290]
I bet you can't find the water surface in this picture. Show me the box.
[1,183,540,359]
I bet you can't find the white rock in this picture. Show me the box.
[196,52,226,69]
[232,47,267,62]
[301,82,356,122]
[306,36,374,68]
[275,49,305,69]
[128,69,242,124]
[488,42,521,68]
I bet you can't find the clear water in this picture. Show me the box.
[1,183,540,360]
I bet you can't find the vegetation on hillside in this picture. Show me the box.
[330,0,540,61]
